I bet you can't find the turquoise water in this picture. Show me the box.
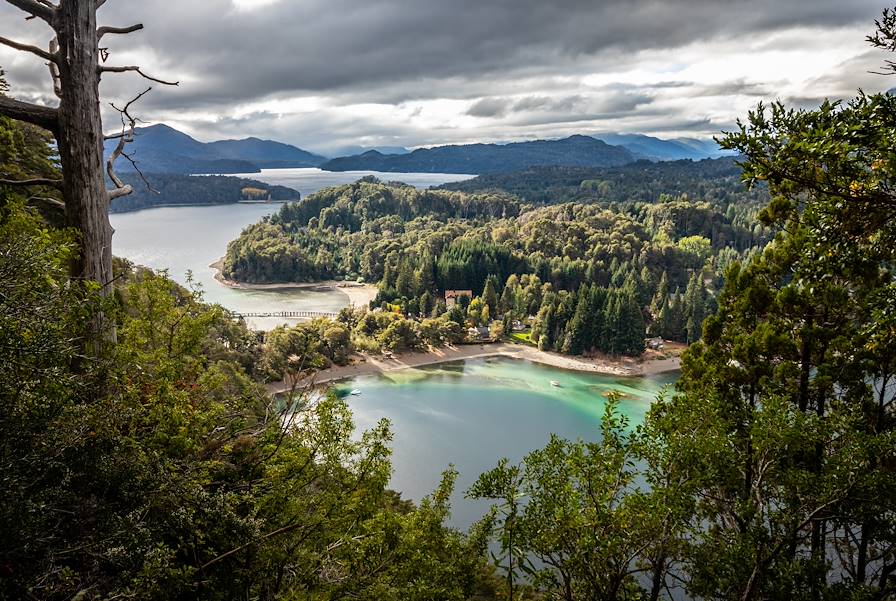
[334,357,678,528]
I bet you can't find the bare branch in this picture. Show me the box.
[0,35,57,62]
[5,0,56,24]
[119,149,156,194]
[0,177,63,189]
[0,95,59,132]
[48,37,62,98]
[99,65,179,86]
[97,23,143,39]
[107,185,132,200]
[106,87,154,201]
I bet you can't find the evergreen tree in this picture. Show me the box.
[586,285,608,353]
[419,290,433,316]
[483,276,499,316]
[381,259,396,290]
[617,289,646,356]
[395,257,415,298]
[683,272,707,343]
[561,285,590,355]
[499,273,519,315]
[415,252,437,295]
[649,271,669,323]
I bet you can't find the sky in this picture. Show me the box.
[0,0,891,155]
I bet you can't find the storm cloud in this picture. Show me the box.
[0,0,889,154]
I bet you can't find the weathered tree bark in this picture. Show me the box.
[54,0,116,347]
[0,0,175,353]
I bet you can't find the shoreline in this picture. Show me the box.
[204,263,681,391]
[209,259,379,307]
[267,342,682,395]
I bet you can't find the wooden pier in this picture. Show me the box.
[234,310,340,319]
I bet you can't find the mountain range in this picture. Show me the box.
[105,124,730,176]
[594,134,731,162]
[319,135,637,174]
[104,124,326,174]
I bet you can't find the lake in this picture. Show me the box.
[336,356,677,528]
[110,168,472,329]
[111,167,678,530]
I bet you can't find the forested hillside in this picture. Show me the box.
[439,156,768,205]
[320,135,636,174]
[224,177,772,355]
[2,4,896,601]
[108,173,299,213]
[1,76,500,598]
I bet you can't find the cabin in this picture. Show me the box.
[445,289,473,308]
[646,336,665,350]
[467,326,491,341]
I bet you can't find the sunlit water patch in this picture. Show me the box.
[332,357,677,528]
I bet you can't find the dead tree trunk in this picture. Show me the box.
[55,1,115,346]
[0,0,176,353]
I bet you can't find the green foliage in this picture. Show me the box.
[225,177,762,355]
[440,157,769,207]
[0,84,62,221]
[108,173,298,213]
[0,201,494,599]
[471,397,680,601]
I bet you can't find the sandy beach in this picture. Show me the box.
[209,258,379,307]
[267,342,683,395]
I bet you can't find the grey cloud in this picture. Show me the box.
[467,97,510,118]
[6,0,881,106]
[0,0,889,151]
[694,79,775,98]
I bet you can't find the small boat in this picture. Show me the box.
[550,380,561,387]
[349,389,362,396]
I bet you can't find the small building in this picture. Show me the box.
[445,289,473,308]
[646,336,665,351]
[511,320,527,332]
[467,326,491,341]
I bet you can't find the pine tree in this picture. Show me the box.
[395,258,415,298]
[602,292,621,354]
[683,273,707,343]
[561,285,590,355]
[533,293,557,351]
[650,271,669,322]
[500,274,519,315]
[618,289,646,356]
[416,252,436,294]
[419,290,433,316]
[381,260,396,290]
[586,285,608,352]
[663,287,685,341]
[483,277,498,315]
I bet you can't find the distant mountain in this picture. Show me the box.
[207,137,325,169]
[328,145,411,157]
[595,133,730,162]
[671,137,734,158]
[103,124,325,174]
[320,135,636,174]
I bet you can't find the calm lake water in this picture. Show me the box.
[336,357,678,528]
[111,168,678,531]
[110,168,472,329]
